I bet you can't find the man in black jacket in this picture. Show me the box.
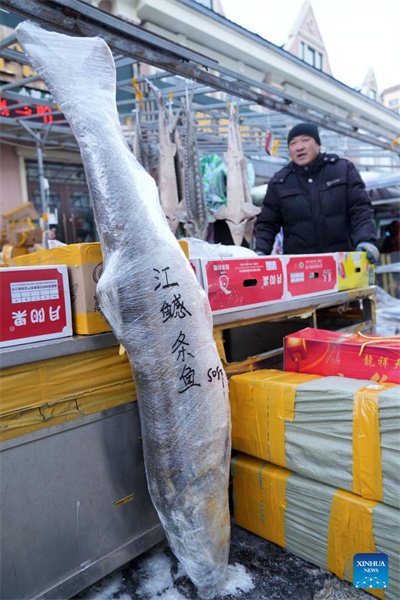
[255,122,379,263]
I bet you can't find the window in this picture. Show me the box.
[300,43,323,70]
[389,98,399,107]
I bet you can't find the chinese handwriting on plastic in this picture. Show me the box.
[154,265,201,394]
[172,331,194,362]
[154,267,179,291]
[160,294,192,323]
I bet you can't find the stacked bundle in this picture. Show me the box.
[229,369,400,598]
[0,346,137,441]
[1,202,43,260]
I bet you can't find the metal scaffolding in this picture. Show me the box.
[1,0,400,178]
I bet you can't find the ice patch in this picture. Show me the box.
[220,563,255,596]
[136,550,186,599]
[135,547,254,599]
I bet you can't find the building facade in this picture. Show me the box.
[382,84,400,115]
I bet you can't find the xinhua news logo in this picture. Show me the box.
[353,553,388,589]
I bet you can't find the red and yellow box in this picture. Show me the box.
[185,251,374,316]
[336,251,374,290]
[284,327,400,384]
[9,243,109,335]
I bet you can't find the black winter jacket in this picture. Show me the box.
[255,153,376,255]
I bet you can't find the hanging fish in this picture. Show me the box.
[16,21,231,599]
[180,91,209,240]
[130,107,150,172]
[148,82,181,235]
[236,111,259,246]
[214,103,260,245]
[167,102,186,213]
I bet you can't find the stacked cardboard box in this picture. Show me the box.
[1,202,43,256]
[195,252,374,315]
[229,369,400,597]
[0,265,73,348]
[284,327,400,384]
[0,345,136,441]
[9,242,109,335]
[337,251,374,291]
[1,244,30,261]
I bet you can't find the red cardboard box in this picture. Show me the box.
[284,254,338,298]
[284,327,400,384]
[189,259,204,287]
[201,257,285,314]
[0,266,73,348]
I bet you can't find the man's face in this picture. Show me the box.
[288,135,320,165]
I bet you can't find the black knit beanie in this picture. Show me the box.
[287,122,321,145]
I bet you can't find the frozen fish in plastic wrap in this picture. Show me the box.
[16,21,231,599]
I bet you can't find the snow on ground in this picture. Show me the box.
[74,538,255,600]
[73,524,371,600]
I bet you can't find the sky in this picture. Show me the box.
[220,0,400,93]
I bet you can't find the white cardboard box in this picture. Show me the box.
[0,265,73,348]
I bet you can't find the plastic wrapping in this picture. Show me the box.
[232,453,400,600]
[201,154,255,213]
[229,370,400,508]
[180,237,257,259]
[16,22,231,598]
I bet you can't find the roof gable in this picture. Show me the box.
[284,0,332,75]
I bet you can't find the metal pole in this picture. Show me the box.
[36,141,47,216]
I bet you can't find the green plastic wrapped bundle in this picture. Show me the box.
[201,154,255,213]
[232,453,400,600]
[229,370,400,508]
[201,154,227,213]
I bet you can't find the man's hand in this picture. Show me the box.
[355,242,380,264]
